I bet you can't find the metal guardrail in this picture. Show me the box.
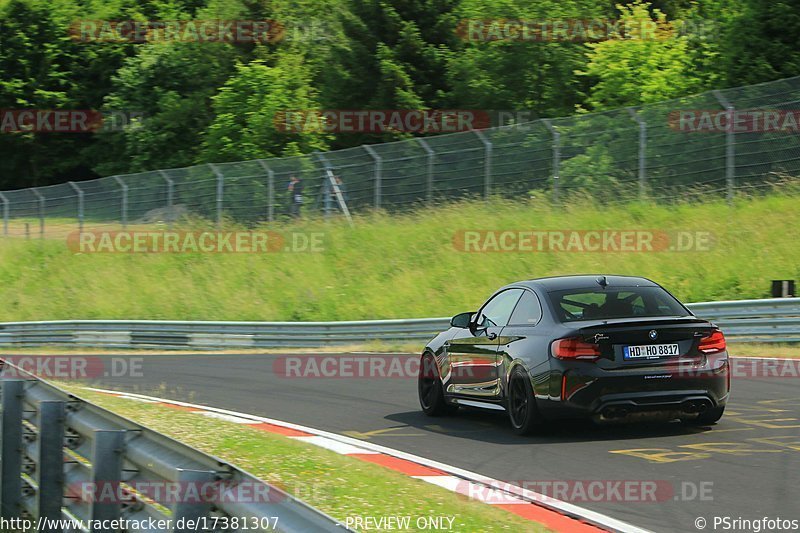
[0,298,798,349]
[0,362,345,532]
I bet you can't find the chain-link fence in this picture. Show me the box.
[3,75,800,238]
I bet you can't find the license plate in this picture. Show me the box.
[624,343,680,359]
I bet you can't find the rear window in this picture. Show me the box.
[547,286,689,322]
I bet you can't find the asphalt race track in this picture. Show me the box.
[84,353,800,533]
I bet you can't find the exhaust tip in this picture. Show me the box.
[681,400,711,414]
[602,406,629,419]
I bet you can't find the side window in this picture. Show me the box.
[509,291,543,326]
[477,289,524,328]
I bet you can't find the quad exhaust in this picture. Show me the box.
[680,399,712,414]
[601,406,630,419]
[595,397,714,423]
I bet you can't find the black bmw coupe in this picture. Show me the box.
[418,275,730,435]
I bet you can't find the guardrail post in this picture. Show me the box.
[36,401,65,527]
[363,145,382,209]
[713,90,735,205]
[158,170,175,229]
[68,181,84,235]
[474,130,493,200]
[89,430,125,524]
[416,139,435,205]
[208,164,224,229]
[542,120,560,205]
[32,189,45,238]
[113,176,128,229]
[257,160,275,222]
[0,380,24,517]
[627,108,647,199]
[0,192,8,236]
[172,469,215,532]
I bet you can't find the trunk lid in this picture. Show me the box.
[571,316,715,369]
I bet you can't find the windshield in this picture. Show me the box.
[548,286,689,322]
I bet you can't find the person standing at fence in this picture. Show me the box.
[287,174,304,217]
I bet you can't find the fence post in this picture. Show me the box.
[314,152,333,219]
[0,192,8,236]
[36,400,65,525]
[474,130,493,200]
[158,170,175,229]
[626,108,647,199]
[0,380,24,518]
[208,164,224,229]
[113,176,128,229]
[89,430,126,523]
[416,139,435,205]
[257,160,275,222]
[68,181,84,235]
[713,90,735,205]
[32,189,45,238]
[542,120,561,204]
[363,145,382,209]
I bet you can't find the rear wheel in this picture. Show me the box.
[681,406,725,425]
[507,366,542,435]
[418,353,458,416]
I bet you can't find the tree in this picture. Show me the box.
[445,0,612,120]
[320,0,460,145]
[200,54,329,161]
[722,0,800,86]
[88,41,242,176]
[578,1,713,111]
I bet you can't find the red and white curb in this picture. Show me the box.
[86,387,651,533]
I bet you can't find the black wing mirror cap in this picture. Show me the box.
[450,312,473,328]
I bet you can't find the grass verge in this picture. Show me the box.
[55,385,548,532]
[0,192,798,322]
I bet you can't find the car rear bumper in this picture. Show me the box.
[542,356,730,420]
[592,390,724,420]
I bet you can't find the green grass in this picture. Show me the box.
[0,192,798,322]
[58,387,546,532]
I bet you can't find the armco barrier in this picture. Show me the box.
[0,298,798,350]
[0,361,346,532]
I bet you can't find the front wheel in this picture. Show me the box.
[681,406,725,426]
[507,366,542,435]
[418,353,458,416]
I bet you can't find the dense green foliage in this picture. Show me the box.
[0,191,797,321]
[1,0,798,189]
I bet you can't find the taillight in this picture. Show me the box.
[699,330,726,354]
[552,337,601,361]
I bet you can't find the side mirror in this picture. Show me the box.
[450,312,473,329]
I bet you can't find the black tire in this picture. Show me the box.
[418,353,458,416]
[506,366,542,435]
[681,406,725,426]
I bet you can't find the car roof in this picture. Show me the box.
[506,275,660,292]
